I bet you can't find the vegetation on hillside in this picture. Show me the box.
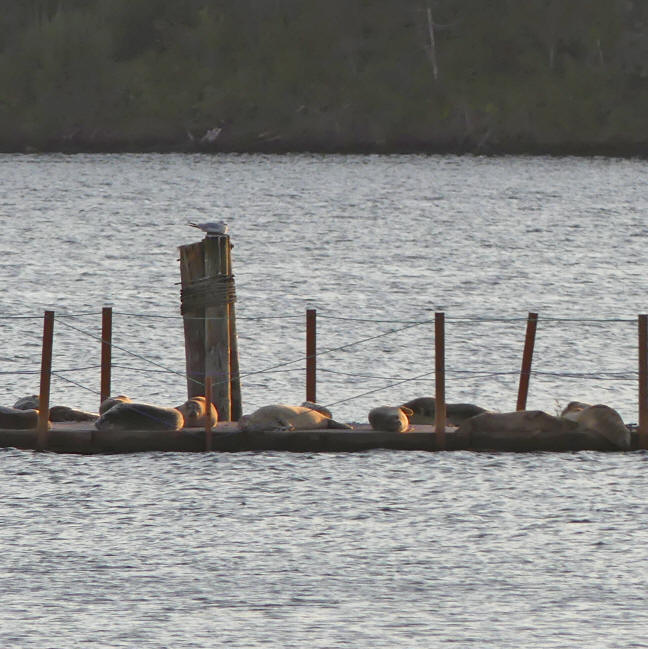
[2,0,648,153]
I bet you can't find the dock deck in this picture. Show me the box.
[0,422,638,454]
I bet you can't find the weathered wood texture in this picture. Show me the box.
[0,422,639,455]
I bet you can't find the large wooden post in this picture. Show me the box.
[639,314,648,449]
[516,312,538,411]
[37,310,54,450]
[435,312,446,450]
[179,232,241,421]
[204,236,231,421]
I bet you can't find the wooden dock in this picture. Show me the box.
[0,423,639,454]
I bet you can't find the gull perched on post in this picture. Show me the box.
[188,221,229,237]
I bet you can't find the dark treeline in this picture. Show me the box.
[2,0,648,153]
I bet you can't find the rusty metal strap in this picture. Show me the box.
[181,275,236,314]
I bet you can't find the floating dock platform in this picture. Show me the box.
[0,423,639,454]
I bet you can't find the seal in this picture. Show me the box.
[99,395,132,415]
[559,401,591,422]
[238,404,351,433]
[401,397,487,426]
[13,395,39,410]
[48,406,99,422]
[94,402,184,432]
[571,404,630,450]
[368,405,414,433]
[300,401,333,418]
[175,396,218,428]
[0,406,44,430]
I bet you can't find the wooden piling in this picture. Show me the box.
[435,312,446,449]
[306,308,317,403]
[100,306,112,407]
[204,236,232,421]
[639,314,648,449]
[37,310,54,450]
[516,312,538,411]
[179,241,206,398]
[226,238,242,421]
[205,376,213,452]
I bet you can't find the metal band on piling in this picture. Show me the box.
[37,310,54,450]
[435,312,446,450]
[516,312,538,411]
[639,314,648,449]
[306,309,317,403]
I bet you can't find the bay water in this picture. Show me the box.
[1,153,647,647]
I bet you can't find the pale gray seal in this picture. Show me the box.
[0,406,44,430]
[238,404,351,433]
[368,405,414,433]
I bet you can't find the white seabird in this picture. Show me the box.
[188,221,229,237]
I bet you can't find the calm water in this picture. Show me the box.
[1,153,648,647]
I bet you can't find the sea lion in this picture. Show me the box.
[99,395,132,415]
[175,396,218,428]
[572,404,630,450]
[401,396,487,426]
[368,405,414,433]
[238,404,351,433]
[0,406,45,430]
[94,402,184,432]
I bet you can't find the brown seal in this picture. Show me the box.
[401,396,487,426]
[99,395,132,415]
[175,396,218,428]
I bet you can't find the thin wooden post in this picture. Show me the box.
[639,314,648,449]
[435,312,446,449]
[205,376,213,452]
[204,236,231,421]
[516,312,538,411]
[100,306,112,407]
[37,310,54,450]
[306,308,317,403]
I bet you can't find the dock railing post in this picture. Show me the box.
[100,306,112,408]
[435,312,446,450]
[306,308,316,403]
[37,310,54,450]
[516,312,538,411]
[226,239,242,421]
[639,314,648,449]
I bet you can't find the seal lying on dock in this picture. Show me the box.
[13,395,98,422]
[94,402,184,432]
[0,406,45,430]
[368,405,413,433]
[401,397,487,426]
[99,395,132,414]
[175,396,218,428]
[456,405,630,451]
[238,404,352,433]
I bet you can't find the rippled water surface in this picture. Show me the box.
[2,153,648,647]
